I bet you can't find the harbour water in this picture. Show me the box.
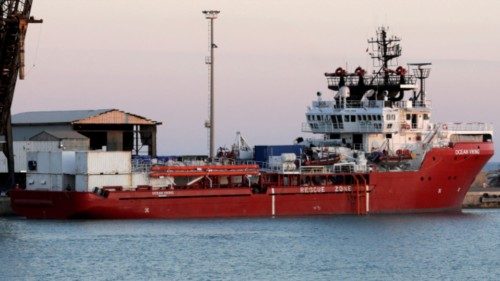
[0,210,499,281]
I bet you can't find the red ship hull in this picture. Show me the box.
[10,142,493,219]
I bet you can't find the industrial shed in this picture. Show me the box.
[12,109,162,156]
[29,130,89,151]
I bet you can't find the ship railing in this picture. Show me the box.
[437,122,494,132]
[300,166,327,174]
[132,158,246,173]
[328,163,369,174]
[132,162,153,173]
[326,76,360,87]
[393,100,431,109]
[302,122,386,134]
[367,75,417,86]
[333,100,385,109]
[352,144,364,151]
[312,100,334,108]
[258,161,300,174]
[326,75,416,87]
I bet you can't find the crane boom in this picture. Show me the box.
[0,0,41,191]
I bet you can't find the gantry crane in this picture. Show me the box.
[0,0,41,191]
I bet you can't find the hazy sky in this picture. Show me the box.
[14,0,500,160]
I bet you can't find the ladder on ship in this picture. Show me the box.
[352,174,370,215]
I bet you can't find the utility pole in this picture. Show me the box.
[202,10,219,161]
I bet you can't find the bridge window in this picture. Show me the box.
[350,115,356,122]
[344,115,349,122]
[423,114,429,120]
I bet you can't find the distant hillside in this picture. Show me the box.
[484,162,500,172]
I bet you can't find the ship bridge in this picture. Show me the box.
[303,99,432,135]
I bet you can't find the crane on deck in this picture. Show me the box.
[0,0,41,192]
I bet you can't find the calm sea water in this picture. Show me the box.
[0,210,499,281]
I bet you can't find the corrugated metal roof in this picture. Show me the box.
[30,130,89,140]
[12,109,112,124]
[12,109,162,125]
[74,109,161,125]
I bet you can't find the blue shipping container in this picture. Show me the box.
[254,145,303,164]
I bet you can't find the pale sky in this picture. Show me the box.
[14,0,500,160]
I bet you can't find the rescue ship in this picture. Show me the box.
[10,27,494,219]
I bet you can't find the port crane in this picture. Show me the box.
[0,0,41,191]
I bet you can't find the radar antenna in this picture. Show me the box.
[408,63,432,105]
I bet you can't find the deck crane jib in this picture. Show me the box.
[0,0,41,191]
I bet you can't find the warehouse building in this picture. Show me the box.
[0,109,162,177]
[12,109,161,156]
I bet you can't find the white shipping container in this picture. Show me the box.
[26,151,76,174]
[26,174,74,191]
[27,151,50,173]
[14,141,60,172]
[75,174,132,192]
[76,151,132,175]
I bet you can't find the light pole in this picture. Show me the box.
[202,10,220,161]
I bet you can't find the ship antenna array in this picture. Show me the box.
[367,26,401,69]
[202,10,220,161]
[408,62,432,103]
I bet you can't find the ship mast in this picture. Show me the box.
[368,27,401,70]
[202,10,219,161]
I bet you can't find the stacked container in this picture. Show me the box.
[25,151,76,191]
[75,151,132,192]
